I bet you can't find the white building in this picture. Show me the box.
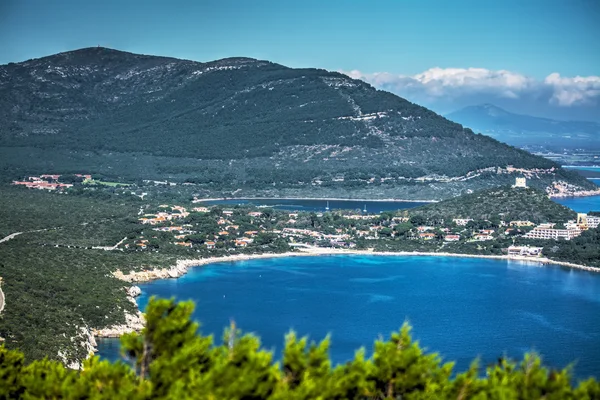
[444,234,461,242]
[524,225,581,240]
[452,218,473,226]
[513,177,527,188]
[578,213,600,229]
[508,246,543,257]
[509,220,535,227]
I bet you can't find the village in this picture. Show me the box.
[11,174,599,260]
[126,201,599,261]
[11,174,90,190]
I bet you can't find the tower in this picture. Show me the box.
[577,213,588,230]
[514,177,527,188]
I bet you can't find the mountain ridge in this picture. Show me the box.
[0,47,595,199]
[446,103,600,151]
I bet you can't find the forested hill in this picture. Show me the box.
[0,47,594,199]
[411,186,576,223]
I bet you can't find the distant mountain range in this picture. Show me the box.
[0,48,594,199]
[446,104,600,151]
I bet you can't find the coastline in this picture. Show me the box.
[91,248,600,355]
[549,189,600,198]
[111,248,600,286]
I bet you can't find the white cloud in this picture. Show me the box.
[340,67,600,108]
[544,73,600,106]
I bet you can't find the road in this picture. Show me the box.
[0,232,23,314]
[0,232,23,244]
[92,237,127,251]
[0,285,4,314]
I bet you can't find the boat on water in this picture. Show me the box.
[325,201,330,211]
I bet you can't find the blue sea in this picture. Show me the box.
[554,196,600,213]
[203,196,600,214]
[98,255,600,379]
[201,198,428,213]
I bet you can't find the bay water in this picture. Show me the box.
[203,196,600,214]
[98,255,600,379]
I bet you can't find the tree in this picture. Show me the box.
[0,298,597,398]
[409,215,426,226]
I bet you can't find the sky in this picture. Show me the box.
[1,0,599,121]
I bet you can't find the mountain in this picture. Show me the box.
[0,48,595,199]
[446,104,600,151]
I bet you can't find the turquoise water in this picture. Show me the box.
[98,255,600,379]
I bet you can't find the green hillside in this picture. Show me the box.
[0,47,594,199]
[411,186,576,223]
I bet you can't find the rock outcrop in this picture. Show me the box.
[93,288,145,338]
[113,261,188,282]
[547,180,600,198]
[92,309,145,338]
[127,285,142,297]
[58,326,98,370]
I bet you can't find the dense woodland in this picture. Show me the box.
[0,47,594,199]
[0,185,294,363]
[0,186,174,362]
[548,227,600,268]
[0,298,599,399]
[410,186,577,223]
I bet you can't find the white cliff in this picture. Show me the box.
[113,261,189,282]
[93,287,144,338]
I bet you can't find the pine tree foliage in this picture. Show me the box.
[0,297,598,399]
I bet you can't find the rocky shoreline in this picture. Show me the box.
[549,189,600,198]
[92,285,144,338]
[71,285,146,368]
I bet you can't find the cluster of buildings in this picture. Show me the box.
[507,245,543,257]
[524,213,599,241]
[129,191,599,254]
[12,174,75,190]
[12,173,93,190]
[139,205,190,225]
[282,227,352,247]
[136,206,267,250]
[415,225,495,242]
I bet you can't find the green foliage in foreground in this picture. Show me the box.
[1,298,598,399]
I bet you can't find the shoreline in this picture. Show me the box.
[92,249,600,348]
[549,190,600,198]
[195,197,439,203]
[111,248,600,287]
